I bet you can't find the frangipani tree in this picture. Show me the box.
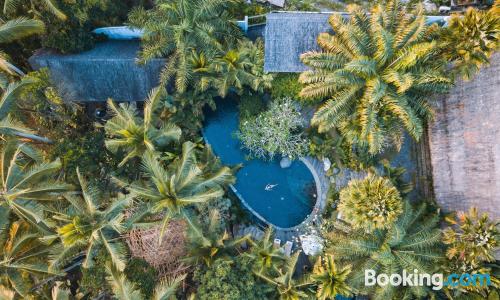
[104,87,181,167]
[49,170,131,272]
[118,142,235,239]
[299,0,451,154]
[238,98,308,160]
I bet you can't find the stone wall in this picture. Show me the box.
[429,53,500,219]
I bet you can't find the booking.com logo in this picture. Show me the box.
[365,269,492,290]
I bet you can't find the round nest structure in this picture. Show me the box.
[125,219,189,277]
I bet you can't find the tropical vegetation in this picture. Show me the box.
[338,174,403,232]
[0,0,497,299]
[324,201,444,299]
[239,97,308,160]
[299,0,451,154]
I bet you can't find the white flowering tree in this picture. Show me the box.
[238,98,308,160]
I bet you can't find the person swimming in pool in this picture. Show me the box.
[265,184,278,191]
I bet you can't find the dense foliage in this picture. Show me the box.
[325,201,444,299]
[439,5,500,80]
[0,0,498,299]
[299,0,451,154]
[338,174,403,232]
[239,98,308,160]
[194,256,270,300]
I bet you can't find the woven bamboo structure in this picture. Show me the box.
[125,219,189,277]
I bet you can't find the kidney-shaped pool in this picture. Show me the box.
[203,100,316,228]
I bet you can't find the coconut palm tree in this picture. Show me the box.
[49,169,131,272]
[0,217,61,297]
[104,86,181,167]
[0,79,51,142]
[106,263,186,300]
[128,0,241,93]
[325,201,444,299]
[208,40,273,98]
[439,5,499,80]
[2,0,66,21]
[0,139,69,231]
[185,209,248,267]
[0,18,45,78]
[245,227,287,275]
[311,254,353,300]
[256,251,314,300]
[117,141,235,239]
[299,0,451,154]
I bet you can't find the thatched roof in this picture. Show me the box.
[29,40,165,102]
[263,12,447,73]
[264,12,339,73]
[429,53,500,221]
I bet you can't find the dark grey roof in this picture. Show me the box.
[29,40,165,102]
[264,12,337,73]
[263,12,447,73]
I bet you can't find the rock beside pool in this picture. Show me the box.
[280,157,292,168]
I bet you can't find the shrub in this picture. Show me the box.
[125,259,157,299]
[338,174,403,232]
[238,97,308,160]
[193,256,270,300]
[270,73,303,100]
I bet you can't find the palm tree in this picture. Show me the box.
[208,40,273,98]
[0,18,45,77]
[299,0,451,154]
[311,254,353,300]
[325,201,444,299]
[439,5,499,80]
[117,141,235,238]
[106,263,186,300]
[128,0,241,93]
[256,251,314,300]
[245,227,287,274]
[338,174,403,232]
[49,169,131,271]
[0,218,61,297]
[3,0,66,21]
[185,209,248,267]
[0,78,51,142]
[104,86,181,167]
[442,207,499,299]
[0,139,70,231]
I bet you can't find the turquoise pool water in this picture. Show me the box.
[203,100,315,228]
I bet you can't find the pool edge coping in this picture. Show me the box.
[231,156,328,231]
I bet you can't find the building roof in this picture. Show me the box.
[29,40,165,102]
[264,12,341,73]
[263,12,447,73]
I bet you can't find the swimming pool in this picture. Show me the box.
[203,99,316,228]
